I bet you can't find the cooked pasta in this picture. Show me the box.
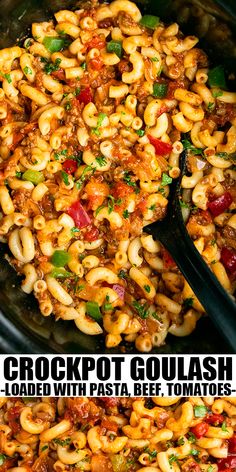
[0,396,236,471]
[0,0,235,351]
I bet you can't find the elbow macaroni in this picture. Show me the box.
[0,0,235,352]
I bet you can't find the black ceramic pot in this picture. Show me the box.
[0,0,235,353]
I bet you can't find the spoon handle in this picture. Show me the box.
[147,222,236,352]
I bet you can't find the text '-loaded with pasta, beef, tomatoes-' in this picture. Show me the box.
[0,396,236,471]
[0,354,235,397]
[0,0,234,352]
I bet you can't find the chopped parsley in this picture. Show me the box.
[183,297,194,308]
[64,101,72,111]
[149,204,156,211]
[41,445,49,451]
[207,102,215,111]
[151,312,162,322]
[61,170,69,186]
[71,227,80,235]
[207,466,214,472]
[194,405,207,418]
[24,39,32,49]
[212,89,223,98]
[216,152,231,160]
[136,129,145,137]
[161,173,172,186]
[54,438,71,446]
[0,72,12,83]
[15,171,22,178]
[144,448,157,458]
[92,113,107,136]
[74,87,81,96]
[44,58,61,74]
[96,155,107,166]
[150,56,159,62]
[144,284,151,293]
[123,171,140,194]
[23,66,32,75]
[81,62,86,70]
[76,166,94,189]
[187,432,196,443]
[132,301,150,319]
[190,449,200,456]
[177,437,185,446]
[118,270,128,279]
[182,139,204,156]
[108,195,115,214]
[54,149,68,160]
[168,454,179,466]
[221,421,228,432]
[123,209,129,219]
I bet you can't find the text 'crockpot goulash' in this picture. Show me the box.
[0,0,235,351]
[0,397,236,471]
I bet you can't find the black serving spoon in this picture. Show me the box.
[145,152,236,353]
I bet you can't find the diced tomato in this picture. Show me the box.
[86,35,106,50]
[218,456,236,472]
[207,192,233,217]
[229,435,236,454]
[219,468,234,472]
[51,68,65,81]
[100,398,120,407]
[162,248,176,268]
[148,135,172,155]
[100,418,118,432]
[76,87,93,105]
[85,180,110,211]
[89,57,103,70]
[205,413,225,425]
[8,405,21,434]
[84,225,100,242]
[190,421,209,438]
[62,159,78,174]
[67,201,91,228]
[136,198,147,213]
[112,182,134,199]
[10,122,38,150]
[220,247,236,275]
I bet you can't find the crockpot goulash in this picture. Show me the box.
[0,0,235,351]
[0,397,236,471]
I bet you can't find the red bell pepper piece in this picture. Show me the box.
[218,456,236,472]
[205,413,225,425]
[229,434,236,454]
[148,135,172,155]
[221,247,236,275]
[86,36,106,50]
[89,57,103,70]
[207,192,233,217]
[51,69,65,81]
[76,87,93,105]
[62,159,78,174]
[67,201,91,228]
[190,421,209,438]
